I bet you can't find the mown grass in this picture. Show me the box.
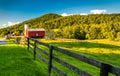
[0,39,48,76]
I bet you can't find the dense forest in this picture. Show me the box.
[0,13,120,40]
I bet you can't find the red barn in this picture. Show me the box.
[24,24,45,38]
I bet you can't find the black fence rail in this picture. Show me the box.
[26,37,120,76]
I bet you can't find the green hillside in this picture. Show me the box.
[0,13,62,36]
[0,13,120,40]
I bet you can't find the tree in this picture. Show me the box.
[74,26,86,39]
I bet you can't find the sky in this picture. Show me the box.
[0,0,120,28]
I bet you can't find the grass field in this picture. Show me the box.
[40,39,120,66]
[0,39,48,76]
[37,39,120,76]
[0,39,120,76]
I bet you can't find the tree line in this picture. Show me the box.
[0,13,120,40]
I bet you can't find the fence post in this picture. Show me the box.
[100,63,110,76]
[27,37,29,50]
[48,45,53,76]
[34,40,36,60]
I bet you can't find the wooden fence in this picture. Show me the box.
[26,37,120,76]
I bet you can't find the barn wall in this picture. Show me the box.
[27,31,45,38]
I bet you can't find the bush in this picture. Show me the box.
[15,37,21,44]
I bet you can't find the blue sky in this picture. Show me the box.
[0,0,120,28]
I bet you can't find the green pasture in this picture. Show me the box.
[0,39,120,76]
[37,39,120,76]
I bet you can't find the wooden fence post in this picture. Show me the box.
[27,38,29,50]
[100,63,110,76]
[48,45,53,76]
[34,40,36,60]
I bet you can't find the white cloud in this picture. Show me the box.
[90,9,107,14]
[8,21,20,26]
[2,24,7,27]
[0,24,6,28]
[61,13,88,16]
[0,21,20,28]
[61,13,71,16]
[79,13,88,15]
[61,13,67,16]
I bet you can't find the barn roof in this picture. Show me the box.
[28,28,45,31]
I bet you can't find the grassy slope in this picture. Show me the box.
[39,39,120,76]
[0,40,48,76]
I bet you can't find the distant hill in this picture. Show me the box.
[0,13,120,40]
[0,13,62,36]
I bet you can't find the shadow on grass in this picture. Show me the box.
[49,41,120,50]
